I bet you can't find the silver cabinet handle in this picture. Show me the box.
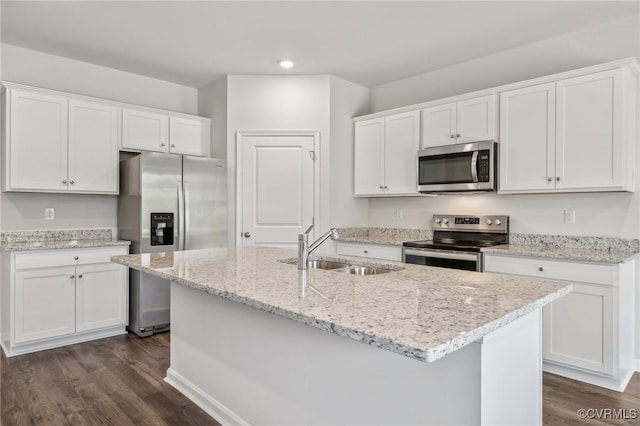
[539,267,544,272]
[74,256,79,260]
[243,232,251,238]
[70,274,75,279]
[62,179,67,184]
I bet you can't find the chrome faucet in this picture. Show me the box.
[298,224,339,270]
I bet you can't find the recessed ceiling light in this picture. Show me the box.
[279,60,294,69]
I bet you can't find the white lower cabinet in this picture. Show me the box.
[336,241,402,262]
[484,254,635,391]
[2,246,129,357]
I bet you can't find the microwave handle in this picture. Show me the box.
[471,151,479,183]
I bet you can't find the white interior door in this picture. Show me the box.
[240,133,315,248]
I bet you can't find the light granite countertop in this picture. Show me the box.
[112,246,570,363]
[0,229,131,251]
[481,244,639,264]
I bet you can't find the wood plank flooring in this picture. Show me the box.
[1,333,219,426]
[2,333,640,425]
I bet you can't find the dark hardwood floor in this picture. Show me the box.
[2,333,640,425]
[1,333,220,426]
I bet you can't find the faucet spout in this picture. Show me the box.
[298,228,339,270]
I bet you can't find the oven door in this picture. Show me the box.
[403,247,482,272]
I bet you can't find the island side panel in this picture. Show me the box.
[167,282,483,425]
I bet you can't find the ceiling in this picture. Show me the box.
[2,1,638,89]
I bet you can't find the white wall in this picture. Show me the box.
[198,76,228,159]
[367,14,640,239]
[0,44,199,231]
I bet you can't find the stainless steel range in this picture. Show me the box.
[402,214,509,272]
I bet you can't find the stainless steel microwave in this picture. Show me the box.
[417,141,497,193]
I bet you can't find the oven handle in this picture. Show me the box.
[471,151,479,183]
[403,248,479,262]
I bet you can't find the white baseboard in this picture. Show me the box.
[543,362,633,392]
[164,368,249,426]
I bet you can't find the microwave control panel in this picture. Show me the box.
[477,150,491,182]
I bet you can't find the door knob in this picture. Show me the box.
[243,232,251,238]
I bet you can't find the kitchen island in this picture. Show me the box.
[112,246,570,425]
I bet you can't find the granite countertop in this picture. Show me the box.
[481,244,639,264]
[0,229,131,251]
[112,246,570,363]
[334,227,432,246]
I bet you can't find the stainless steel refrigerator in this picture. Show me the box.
[118,152,226,336]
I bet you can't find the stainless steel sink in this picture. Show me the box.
[336,266,391,275]
[307,259,351,270]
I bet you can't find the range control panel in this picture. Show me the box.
[433,214,509,233]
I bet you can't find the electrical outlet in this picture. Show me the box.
[564,210,575,224]
[396,209,403,221]
[45,208,55,221]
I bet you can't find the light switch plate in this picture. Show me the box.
[45,208,55,220]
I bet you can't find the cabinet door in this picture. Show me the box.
[169,116,209,156]
[7,89,68,191]
[556,69,623,190]
[336,242,402,261]
[122,108,169,152]
[421,102,456,148]
[76,263,128,332]
[354,118,385,195]
[384,110,420,195]
[15,266,76,344]
[68,100,119,194]
[456,94,497,144]
[543,283,614,375]
[499,84,556,192]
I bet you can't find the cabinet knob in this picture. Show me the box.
[70,274,75,279]
[70,180,75,185]
[78,274,83,279]
[74,256,79,260]
[384,186,388,190]
[62,179,67,184]
[364,250,368,254]
[243,232,251,238]
[547,177,552,182]
[450,134,455,139]
[160,143,166,147]
[556,177,561,181]
[171,144,176,148]
[456,133,461,138]
[379,185,384,189]
[539,267,544,272]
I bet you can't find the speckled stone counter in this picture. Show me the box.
[112,246,570,363]
[335,227,432,246]
[483,234,640,263]
[1,229,131,251]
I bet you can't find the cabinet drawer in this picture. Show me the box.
[484,255,615,285]
[336,242,402,262]
[14,246,128,270]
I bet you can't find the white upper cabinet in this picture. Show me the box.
[354,110,419,196]
[169,116,210,156]
[122,108,169,153]
[68,99,119,193]
[499,83,556,192]
[6,89,69,192]
[354,117,384,195]
[500,67,635,193]
[3,87,119,194]
[421,94,496,148]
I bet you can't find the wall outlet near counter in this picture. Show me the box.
[396,209,403,221]
[45,208,55,220]
[564,210,575,224]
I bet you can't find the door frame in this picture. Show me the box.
[235,130,320,247]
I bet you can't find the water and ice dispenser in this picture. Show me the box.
[151,213,174,246]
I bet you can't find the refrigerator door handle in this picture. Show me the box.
[184,181,191,250]
[177,179,185,251]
